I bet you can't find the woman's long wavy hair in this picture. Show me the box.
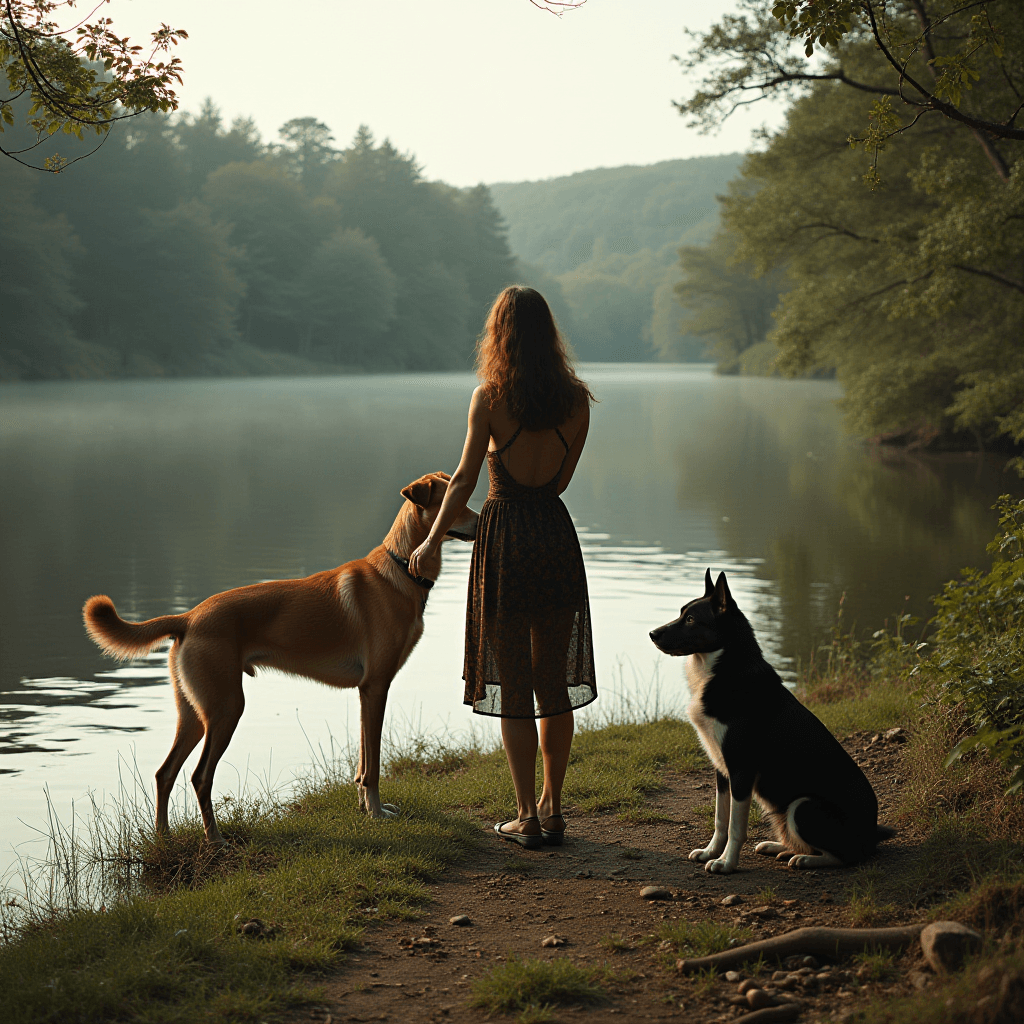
[475,286,595,431]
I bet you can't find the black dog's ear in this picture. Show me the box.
[713,571,733,614]
[704,568,714,597]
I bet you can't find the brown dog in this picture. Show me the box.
[83,471,477,845]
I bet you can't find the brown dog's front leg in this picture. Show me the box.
[357,679,398,819]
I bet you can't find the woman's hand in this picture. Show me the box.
[408,538,440,579]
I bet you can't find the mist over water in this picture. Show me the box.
[0,365,1012,875]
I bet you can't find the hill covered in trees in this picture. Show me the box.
[1,106,518,380]
[489,154,742,361]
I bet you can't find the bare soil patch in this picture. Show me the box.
[281,731,932,1024]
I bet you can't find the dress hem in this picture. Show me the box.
[463,691,598,721]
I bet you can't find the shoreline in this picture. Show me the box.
[3,684,1022,1024]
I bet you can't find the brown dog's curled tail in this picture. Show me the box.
[83,595,187,660]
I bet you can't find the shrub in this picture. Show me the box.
[929,496,1024,792]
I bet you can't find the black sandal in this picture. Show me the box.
[540,814,566,846]
[494,817,543,849]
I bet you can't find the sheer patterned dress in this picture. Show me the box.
[463,424,597,719]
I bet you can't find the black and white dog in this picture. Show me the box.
[650,570,893,874]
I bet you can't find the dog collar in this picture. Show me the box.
[386,548,435,602]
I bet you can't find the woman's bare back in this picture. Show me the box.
[486,397,588,488]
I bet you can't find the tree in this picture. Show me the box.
[559,249,665,361]
[719,33,1022,447]
[0,156,81,376]
[104,199,244,368]
[675,232,785,373]
[295,228,398,363]
[672,231,786,372]
[1,1,186,171]
[174,99,263,193]
[678,0,1023,183]
[203,160,334,351]
[323,126,516,367]
[276,116,337,191]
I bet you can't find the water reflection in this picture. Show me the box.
[0,366,1015,874]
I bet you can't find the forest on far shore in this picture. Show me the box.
[2,98,753,382]
[1,105,529,380]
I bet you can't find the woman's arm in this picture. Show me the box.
[408,386,491,576]
[556,404,590,495]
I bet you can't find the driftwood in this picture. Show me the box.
[676,923,925,973]
[734,1007,803,1024]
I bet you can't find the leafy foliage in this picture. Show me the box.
[0,1,187,171]
[931,496,1024,792]
[672,229,787,373]
[710,25,1023,448]
[680,1,1024,181]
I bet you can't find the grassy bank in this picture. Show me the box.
[3,646,1024,1022]
[0,718,704,1023]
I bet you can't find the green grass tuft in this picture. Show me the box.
[469,956,609,1014]
[656,919,752,958]
[599,932,632,953]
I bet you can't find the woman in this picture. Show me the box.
[408,285,596,848]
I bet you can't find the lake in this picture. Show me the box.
[0,365,1013,877]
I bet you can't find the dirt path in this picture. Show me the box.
[283,731,929,1024]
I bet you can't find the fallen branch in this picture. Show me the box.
[735,1007,803,1024]
[676,923,925,973]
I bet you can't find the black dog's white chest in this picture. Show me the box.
[685,651,729,774]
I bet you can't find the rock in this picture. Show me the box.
[722,893,744,906]
[724,970,743,983]
[909,970,932,991]
[921,921,983,973]
[728,995,748,1007]
[771,970,789,982]
[449,915,472,927]
[737,979,760,995]
[541,934,566,947]
[801,956,818,969]
[746,988,775,1009]
[640,885,673,901]
[885,726,908,743]
[750,905,780,918]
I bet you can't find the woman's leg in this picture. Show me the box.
[500,717,541,834]
[538,710,574,824]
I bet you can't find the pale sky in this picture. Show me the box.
[112,0,788,185]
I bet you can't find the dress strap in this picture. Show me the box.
[554,427,569,452]
[493,424,523,456]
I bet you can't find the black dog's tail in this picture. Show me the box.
[876,825,897,844]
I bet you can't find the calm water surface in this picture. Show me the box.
[0,365,1013,875]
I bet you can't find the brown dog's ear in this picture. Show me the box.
[704,568,714,597]
[400,477,434,509]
